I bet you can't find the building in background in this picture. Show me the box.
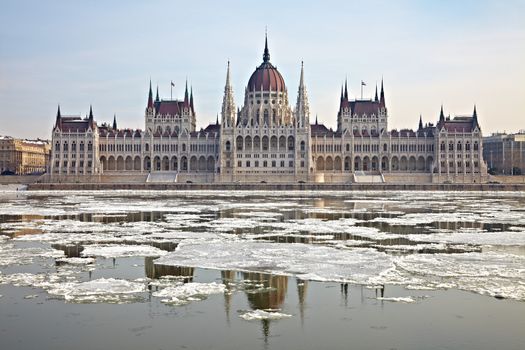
[50,36,487,184]
[0,136,51,175]
[483,132,525,175]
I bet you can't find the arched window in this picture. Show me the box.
[383,143,388,152]
[457,141,462,151]
[474,142,479,151]
[263,110,269,125]
[225,141,231,152]
[440,142,445,151]
[300,141,305,151]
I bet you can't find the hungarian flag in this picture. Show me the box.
[361,81,366,86]
[171,81,175,87]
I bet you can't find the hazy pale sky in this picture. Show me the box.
[1,0,524,139]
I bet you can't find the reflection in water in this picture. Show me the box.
[52,243,84,258]
[221,270,236,325]
[145,257,194,282]
[243,272,288,345]
[297,279,308,326]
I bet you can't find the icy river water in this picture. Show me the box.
[0,190,524,350]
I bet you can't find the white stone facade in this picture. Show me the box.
[50,39,487,183]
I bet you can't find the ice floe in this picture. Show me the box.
[239,309,293,321]
[156,240,394,284]
[81,244,168,258]
[376,296,416,303]
[152,282,226,305]
[46,278,146,303]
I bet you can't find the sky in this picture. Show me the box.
[1,0,524,139]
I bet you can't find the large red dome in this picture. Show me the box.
[247,36,286,92]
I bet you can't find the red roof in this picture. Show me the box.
[247,61,286,92]
[156,100,189,116]
[350,100,381,116]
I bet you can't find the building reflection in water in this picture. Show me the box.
[145,257,194,284]
[243,272,288,345]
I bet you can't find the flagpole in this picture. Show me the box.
[171,81,173,101]
[361,82,363,100]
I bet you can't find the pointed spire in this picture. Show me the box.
[379,78,385,106]
[263,30,270,63]
[472,104,479,128]
[374,83,379,102]
[55,104,61,128]
[439,104,445,122]
[190,85,194,111]
[184,79,189,105]
[418,114,423,130]
[340,84,344,101]
[299,61,305,89]
[155,85,159,102]
[216,113,219,125]
[147,80,153,108]
[344,78,348,100]
[113,114,117,130]
[89,105,93,119]
[315,114,318,125]
[225,60,231,88]
[295,61,310,128]
[221,61,236,128]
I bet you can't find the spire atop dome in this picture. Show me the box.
[263,31,270,63]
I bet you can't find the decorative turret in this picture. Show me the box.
[439,105,445,123]
[379,78,386,107]
[113,114,117,130]
[88,105,94,128]
[190,86,194,113]
[295,61,310,128]
[147,80,154,109]
[155,85,160,102]
[374,84,379,102]
[344,78,348,100]
[184,80,189,107]
[472,105,479,129]
[55,104,61,129]
[221,61,236,128]
[418,115,423,130]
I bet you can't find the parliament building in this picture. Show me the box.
[50,37,487,184]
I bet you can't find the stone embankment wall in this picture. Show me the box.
[27,182,525,191]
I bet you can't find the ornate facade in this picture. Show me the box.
[50,37,487,183]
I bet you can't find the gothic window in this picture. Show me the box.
[449,142,454,151]
[55,142,60,152]
[301,141,306,152]
[457,141,462,151]
[474,142,479,151]
[225,141,231,152]
[440,142,446,151]
[264,110,269,125]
